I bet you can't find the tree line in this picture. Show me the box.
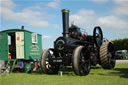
[112,38,128,51]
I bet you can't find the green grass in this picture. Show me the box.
[0,64,128,85]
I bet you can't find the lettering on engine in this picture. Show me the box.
[53,60,62,62]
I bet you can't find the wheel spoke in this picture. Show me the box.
[80,49,90,75]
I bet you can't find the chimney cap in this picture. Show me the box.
[61,9,70,13]
[21,26,24,30]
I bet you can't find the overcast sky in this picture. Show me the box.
[0,0,128,49]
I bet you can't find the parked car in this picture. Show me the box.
[115,50,128,59]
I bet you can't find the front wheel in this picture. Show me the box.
[40,48,60,74]
[72,46,91,76]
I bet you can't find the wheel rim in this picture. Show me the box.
[108,43,115,68]
[72,46,90,76]
[45,50,54,71]
[41,49,59,74]
[100,42,116,69]
[79,50,90,75]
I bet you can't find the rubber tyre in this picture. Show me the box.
[100,42,116,69]
[72,46,90,76]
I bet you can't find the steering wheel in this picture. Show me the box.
[93,26,103,47]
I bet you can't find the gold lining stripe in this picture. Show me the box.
[61,9,70,13]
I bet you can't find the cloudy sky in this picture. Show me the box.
[0,0,128,49]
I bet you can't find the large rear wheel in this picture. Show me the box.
[40,48,60,74]
[72,46,90,76]
[100,42,116,69]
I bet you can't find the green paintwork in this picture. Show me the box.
[0,32,8,60]
[0,29,42,60]
[24,32,42,60]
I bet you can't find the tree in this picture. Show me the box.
[112,38,128,51]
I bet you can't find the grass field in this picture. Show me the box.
[0,64,128,85]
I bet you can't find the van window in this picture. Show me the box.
[32,33,38,43]
[8,35,11,45]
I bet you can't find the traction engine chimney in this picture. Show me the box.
[61,9,70,37]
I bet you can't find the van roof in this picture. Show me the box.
[0,29,42,36]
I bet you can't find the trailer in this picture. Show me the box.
[0,27,42,72]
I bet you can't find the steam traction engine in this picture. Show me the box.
[41,9,116,76]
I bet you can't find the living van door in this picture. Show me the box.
[0,33,8,60]
[15,32,24,59]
